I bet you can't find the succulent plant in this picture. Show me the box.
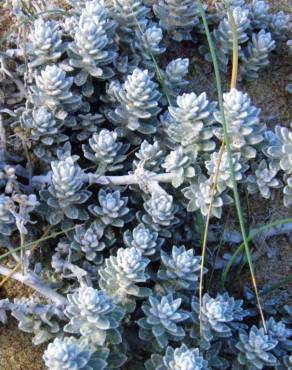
[28,18,64,68]
[134,140,165,172]
[160,58,189,103]
[89,188,130,227]
[183,175,233,219]
[143,192,178,230]
[1,1,291,368]
[211,7,250,70]
[214,89,265,160]
[266,317,292,355]
[64,285,124,346]
[108,0,150,46]
[68,0,117,81]
[247,0,270,29]
[214,0,246,17]
[283,176,292,207]
[99,247,150,308]
[138,294,189,350]
[107,68,161,135]
[71,112,105,142]
[153,0,200,41]
[4,297,65,346]
[0,166,17,195]
[43,336,109,370]
[247,159,281,199]
[236,325,278,369]
[205,151,247,193]
[145,344,208,370]
[21,106,67,162]
[40,155,91,224]
[32,65,82,119]
[240,30,275,81]
[0,194,15,235]
[135,23,165,70]
[269,11,291,40]
[265,125,292,175]
[162,92,216,156]
[70,222,106,262]
[157,245,202,292]
[162,147,196,188]
[124,223,164,256]
[283,354,292,369]
[21,106,62,142]
[82,129,129,174]
[191,293,245,348]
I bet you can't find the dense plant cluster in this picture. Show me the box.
[0,0,291,369]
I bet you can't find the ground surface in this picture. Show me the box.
[0,1,291,369]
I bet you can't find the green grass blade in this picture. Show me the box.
[221,218,292,286]
[197,0,267,331]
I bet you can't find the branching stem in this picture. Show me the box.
[0,265,66,305]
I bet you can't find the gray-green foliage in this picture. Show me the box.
[134,23,166,71]
[240,30,275,81]
[160,58,189,104]
[123,223,164,256]
[27,18,64,68]
[162,92,216,156]
[145,344,208,370]
[21,106,67,162]
[68,0,117,85]
[1,297,64,346]
[99,247,150,309]
[109,0,150,45]
[1,0,291,368]
[191,293,245,348]
[182,175,233,219]
[214,88,265,160]
[107,68,161,136]
[89,188,130,227]
[283,176,292,207]
[31,65,82,119]
[82,129,129,174]
[203,0,288,79]
[157,245,202,292]
[40,146,91,225]
[212,7,250,70]
[265,125,292,175]
[247,0,270,29]
[143,192,179,231]
[138,294,189,350]
[43,336,109,370]
[269,11,291,40]
[162,146,196,187]
[247,159,281,199]
[153,0,200,41]
[236,325,278,369]
[70,221,106,262]
[64,285,124,345]
[134,140,164,171]
[0,194,15,235]
[205,151,247,193]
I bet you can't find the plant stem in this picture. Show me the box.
[0,265,66,305]
[32,171,176,187]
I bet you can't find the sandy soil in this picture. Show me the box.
[0,1,291,369]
